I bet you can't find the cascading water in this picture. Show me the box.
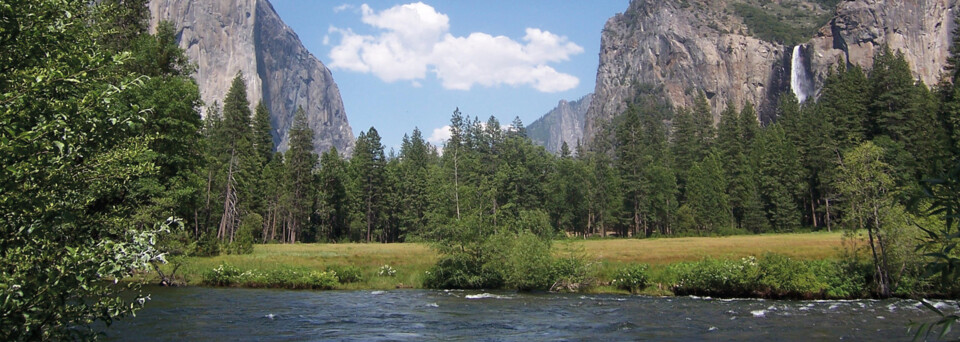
[790,45,813,103]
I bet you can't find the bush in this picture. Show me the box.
[550,255,592,292]
[193,232,220,257]
[201,264,337,290]
[755,254,825,298]
[612,264,650,293]
[486,230,556,291]
[423,253,501,289]
[327,265,363,284]
[668,254,872,299]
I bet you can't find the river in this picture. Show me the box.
[104,286,952,341]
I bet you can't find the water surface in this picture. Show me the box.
[106,286,952,341]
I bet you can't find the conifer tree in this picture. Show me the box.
[351,128,386,242]
[283,107,317,243]
[216,72,259,243]
[318,147,349,241]
[870,45,918,145]
[687,150,731,234]
[253,101,275,164]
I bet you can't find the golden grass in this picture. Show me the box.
[167,231,846,289]
[569,231,845,265]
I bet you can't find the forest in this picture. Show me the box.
[3,0,960,340]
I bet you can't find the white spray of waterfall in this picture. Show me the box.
[790,45,812,103]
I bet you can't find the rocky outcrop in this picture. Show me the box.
[527,94,593,154]
[808,0,956,89]
[585,0,957,144]
[149,0,354,155]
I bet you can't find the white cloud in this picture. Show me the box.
[427,125,451,146]
[333,4,353,13]
[328,2,582,93]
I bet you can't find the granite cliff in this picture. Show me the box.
[527,94,593,154]
[585,0,958,143]
[149,0,354,155]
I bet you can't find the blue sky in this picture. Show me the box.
[269,1,627,150]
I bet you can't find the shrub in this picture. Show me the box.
[550,255,592,292]
[755,254,825,298]
[485,230,555,291]
[378,264,397,277]
[612,264,650,293]
[327,265,363,284]
[423,253,501,289]
[193,232,220,257]
[202,263,244,286]
[201,264,337,290]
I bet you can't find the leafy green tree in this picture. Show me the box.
[836,141,901,297]
[0,1,167,338]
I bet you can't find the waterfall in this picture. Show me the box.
[790,45,813,103]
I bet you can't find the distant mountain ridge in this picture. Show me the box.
[149,0,354,155]
[527,94,593,154]
[584,0,957,144]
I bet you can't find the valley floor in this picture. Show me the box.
[157,231,846,293]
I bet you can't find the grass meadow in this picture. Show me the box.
[161,231,848,292]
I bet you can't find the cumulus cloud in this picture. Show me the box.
[333,4,353,13]
[427,125,451,146]
[328,2,582,92]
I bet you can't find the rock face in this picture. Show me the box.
[527,94,593,154]
[585,0,958,144]
[808,0,956,89]
[149,0,354,155]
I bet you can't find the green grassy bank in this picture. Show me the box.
[149,232,849,294]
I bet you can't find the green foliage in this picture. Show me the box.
[731,2,831,46]
[687,151,731,233]
[670,254,865,299]
[327,265,363,284]
[201,263,337,290]
[611,264,650,293]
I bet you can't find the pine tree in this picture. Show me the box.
[870,45,918,144]
[318,147,349,241]
[671,107,698,198]
[717,101,741,164]
[351,127,386,242]
[398,128,433,239]
[687,150,731,234]
[753,124,803,231]
[692,92,716,152]
[216,72,259,243]
[283,106,317,243]
[253,101,275,164]
[820,61,869,148]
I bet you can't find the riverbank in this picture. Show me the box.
[147,232,850,294]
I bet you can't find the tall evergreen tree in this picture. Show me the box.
[253,101,275,164]
[687,150,731,234]
[215,72,259,243]
[318,147,349,241]
[351,128,387,242]
[284,107,317,243]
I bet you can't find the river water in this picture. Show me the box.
[105,286,954,341]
